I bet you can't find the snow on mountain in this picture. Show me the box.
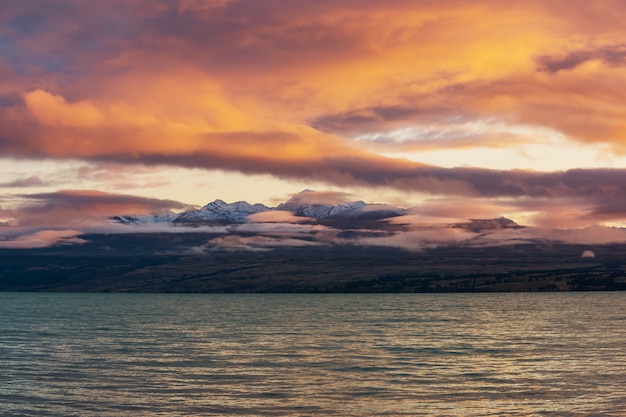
[111,213,178,225]
[277,190,407,220]
[111,191,518,231]
[113,190,408,227]
[173,199,270,224]
[276,189,365,219]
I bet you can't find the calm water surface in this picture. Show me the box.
[1,292,625,416]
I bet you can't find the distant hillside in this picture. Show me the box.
[2,234,625,293]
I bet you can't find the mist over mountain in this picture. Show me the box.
[4,189,626,293]
[109,190,528,241]
[98,188,626,253]
[112,190,425,229]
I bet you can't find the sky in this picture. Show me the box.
[3,0,626,247]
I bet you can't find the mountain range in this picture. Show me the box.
[6,190,626,293]
[112,189,519,231]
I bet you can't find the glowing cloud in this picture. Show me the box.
[247,211,311,224]
[0,230,87,249]
[2,0,626,231]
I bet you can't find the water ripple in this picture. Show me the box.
[1,292,625,416]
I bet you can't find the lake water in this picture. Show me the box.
[1,292,625,416]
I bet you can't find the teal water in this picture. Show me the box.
[1,292,625,416]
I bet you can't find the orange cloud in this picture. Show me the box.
[2,0,626,227]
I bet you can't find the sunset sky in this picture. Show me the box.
[3,0,626,243]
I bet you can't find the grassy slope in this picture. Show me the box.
[1,233,626,292]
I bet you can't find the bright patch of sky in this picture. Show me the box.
[354,121,626,171]
[0,159,330,208]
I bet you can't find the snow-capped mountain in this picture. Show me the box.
[111,190,516,230]
[276,190,367,219]
[275,189,407,220]
[111,213,178,225]
[173,199,270,224]
[112,190,409,226]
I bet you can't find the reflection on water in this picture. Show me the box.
[1,292,625,416]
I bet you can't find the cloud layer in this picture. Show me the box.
[3,1,626,235]
[1,190,188,228]
[0,229,87,249]
[3,187,626,251]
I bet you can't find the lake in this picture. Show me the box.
[1,292,625,416]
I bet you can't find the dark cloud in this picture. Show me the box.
[537,45,626,73]
[65,149,626,204]
[0,92,23,108]
[20,190,187,211]
[310,105,452,135]
[0,175,49,188]
[8,9,50,34]
[6,190,188,227]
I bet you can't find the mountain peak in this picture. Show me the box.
[174,199,270,224]
[277,191,369,219]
